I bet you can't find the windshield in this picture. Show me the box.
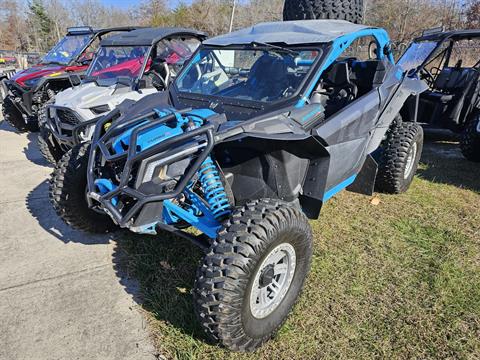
[397,41,438,71]
[87,46,149,86]
[157,38,200,74]
[176,47,320,103]
[42,34,92,65]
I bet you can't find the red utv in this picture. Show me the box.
[1,26,137,132]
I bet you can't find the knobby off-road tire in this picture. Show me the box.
[194,199,313,352]
[376,119,424,194]
[50,142,116,233]
[38,125,65,165]
[460,114,480,162]
[283,0,364,24]
[2,95,27,132]
[0,82,6,101]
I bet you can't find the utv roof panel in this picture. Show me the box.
[100,27,207,46]
[415,29,480,42]
[66,26,138,36]
[203,20,377,46]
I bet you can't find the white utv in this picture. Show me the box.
[38,27,206,164]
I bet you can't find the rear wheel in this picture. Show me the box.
[2,95,27,132]
[50,143,116,233]
[460,114,480,162]
[375,119,423,194]
[283,0,364,24]
[194,199,313,352]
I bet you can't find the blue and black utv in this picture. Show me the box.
[51,20,427,351]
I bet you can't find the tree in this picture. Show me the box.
[28,0,56,51]
[464,0,480,29]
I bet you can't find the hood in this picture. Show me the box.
[54,81,131,109]
[11,63,87,87]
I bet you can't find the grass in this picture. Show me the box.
[115,135,480,360]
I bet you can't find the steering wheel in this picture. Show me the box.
[420,68,435,86]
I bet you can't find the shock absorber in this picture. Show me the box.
[198,156,231,220]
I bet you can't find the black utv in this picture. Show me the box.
[398,27,480,161]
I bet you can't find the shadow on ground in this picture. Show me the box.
[0,120,52,167]
[23,132,52,167]
[0,119,20,135]
[111,231,211,344]
[419,129,480,193]
[26,179,114,244]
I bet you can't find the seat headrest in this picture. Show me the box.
[324,62,350,85]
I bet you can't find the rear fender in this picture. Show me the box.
[366,75,428,154]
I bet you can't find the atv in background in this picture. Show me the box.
[283,0,364,24]
[51,20,427,351]
[38,27,205,164]
[1,26,137,132]
[398,27,480,161]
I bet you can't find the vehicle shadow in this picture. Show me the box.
[111,230,212,344]
[419,130,480,193]
[26,179,114,244]
[0,118,21,135]
[27,174,210,342]
[23,132,53,167]
[0,120,52,167]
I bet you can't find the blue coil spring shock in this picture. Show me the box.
[198,156,231,220]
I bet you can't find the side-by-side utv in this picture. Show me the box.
[38,27,206,164]
[1,26,137,132]
[51,20,427,351]
[398,27,480,161]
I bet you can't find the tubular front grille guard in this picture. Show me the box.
[45,106,91,145]
[86,111,215,228]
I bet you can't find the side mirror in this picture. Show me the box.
[383,43,393,58]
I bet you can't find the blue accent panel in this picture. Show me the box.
[111,108,217,155]
[322,174,357,202]
[163,193,221,239]
[296,59,315,66]
[94,179,118,206]
[296,28,394,108]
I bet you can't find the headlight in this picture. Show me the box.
[90,104,110,115]
[23,77,40,88]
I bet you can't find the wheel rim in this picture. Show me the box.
[249,243,296,319]
[404,142,417,180]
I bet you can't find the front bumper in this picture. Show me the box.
[86,110,215,229]
[2,79,34,116]
[45,105,100,148]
